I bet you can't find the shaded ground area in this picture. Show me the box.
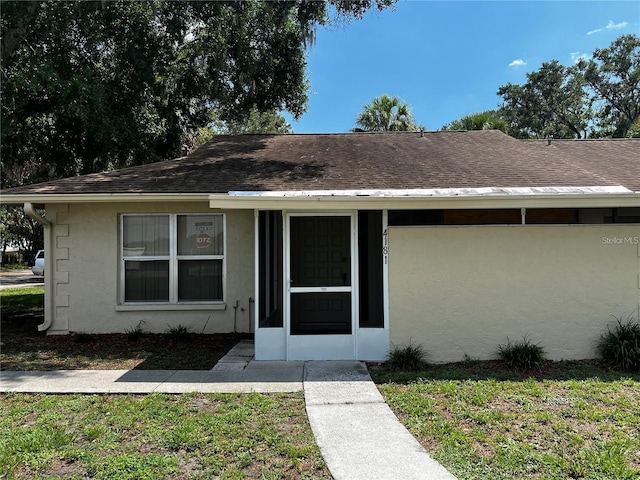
[370,357,640,383]
[1,306,251,371]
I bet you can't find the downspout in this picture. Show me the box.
[24,203,53,332]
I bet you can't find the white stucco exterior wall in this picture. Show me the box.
[389,225,640,363]
[44,202,254,334]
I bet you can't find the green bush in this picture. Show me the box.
[462,353,481,366]
[125,320,146,342]
[386,341,428,371]
[165,324,192,342]
[598,315,640,372]
[497,336,546,370]
[72,331,96,343]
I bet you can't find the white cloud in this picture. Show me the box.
[606,20,628,30]
[588,20,628,35]
[508,59,526,68]
[570,52,589,64]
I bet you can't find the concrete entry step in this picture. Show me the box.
[211,339,254,371]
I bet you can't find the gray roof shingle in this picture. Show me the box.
[2,130,639,195]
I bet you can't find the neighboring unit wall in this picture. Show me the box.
[44,202,254,334]
[389,225,640,362]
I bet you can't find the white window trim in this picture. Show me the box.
[119,213,226,306]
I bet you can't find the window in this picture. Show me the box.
[388,210,443,226]
[121,214,224,303]
[525,209,577,224]
[358,211,384,328]
[388,209,521,226]
[258,211,283,328]
[578,207,640,224]
[388,208,640,226]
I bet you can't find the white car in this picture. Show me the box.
[32,250,44,276]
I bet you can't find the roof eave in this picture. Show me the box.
[0,193,212,205]
[2,190,639,210]
[209,191,640,210]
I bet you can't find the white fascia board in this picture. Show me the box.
[211,187,640,210]
[0,193,211,205]
[228,186,632,197]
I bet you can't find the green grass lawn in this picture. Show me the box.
[0,392,331,480]
[371,362,640,480]
[1,287,329,479]
[0,286,44,314]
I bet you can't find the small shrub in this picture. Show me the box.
[72,331,96,344]
[597,314,640,372]
[463,353,481,366]
[386,341,428,371]
[165,324,192,342]
[125,320,146,342]
[497,336,546,370]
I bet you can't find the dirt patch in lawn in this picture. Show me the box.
[1,309,251,371]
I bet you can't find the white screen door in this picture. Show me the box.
[285,213,356,360]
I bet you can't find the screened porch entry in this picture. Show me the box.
[255,210,388,361]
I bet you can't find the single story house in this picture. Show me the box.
[2,130,639,362]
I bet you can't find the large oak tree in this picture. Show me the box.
[0,0,394,256]
[0,0,394,187]
[498,61,592,139]
[497,34,639,139]
[578,34,640,138]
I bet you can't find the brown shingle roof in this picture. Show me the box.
[2,130,640,195]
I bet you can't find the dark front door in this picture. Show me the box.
[289,216,352,335]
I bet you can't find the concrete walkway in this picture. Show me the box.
[0,363,303,394]
[0,341,303,393]
[1,341,456,479]
[305,361,456,480]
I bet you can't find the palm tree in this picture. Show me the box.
[354,94,422,132]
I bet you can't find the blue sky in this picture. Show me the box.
[284,0,639,133]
